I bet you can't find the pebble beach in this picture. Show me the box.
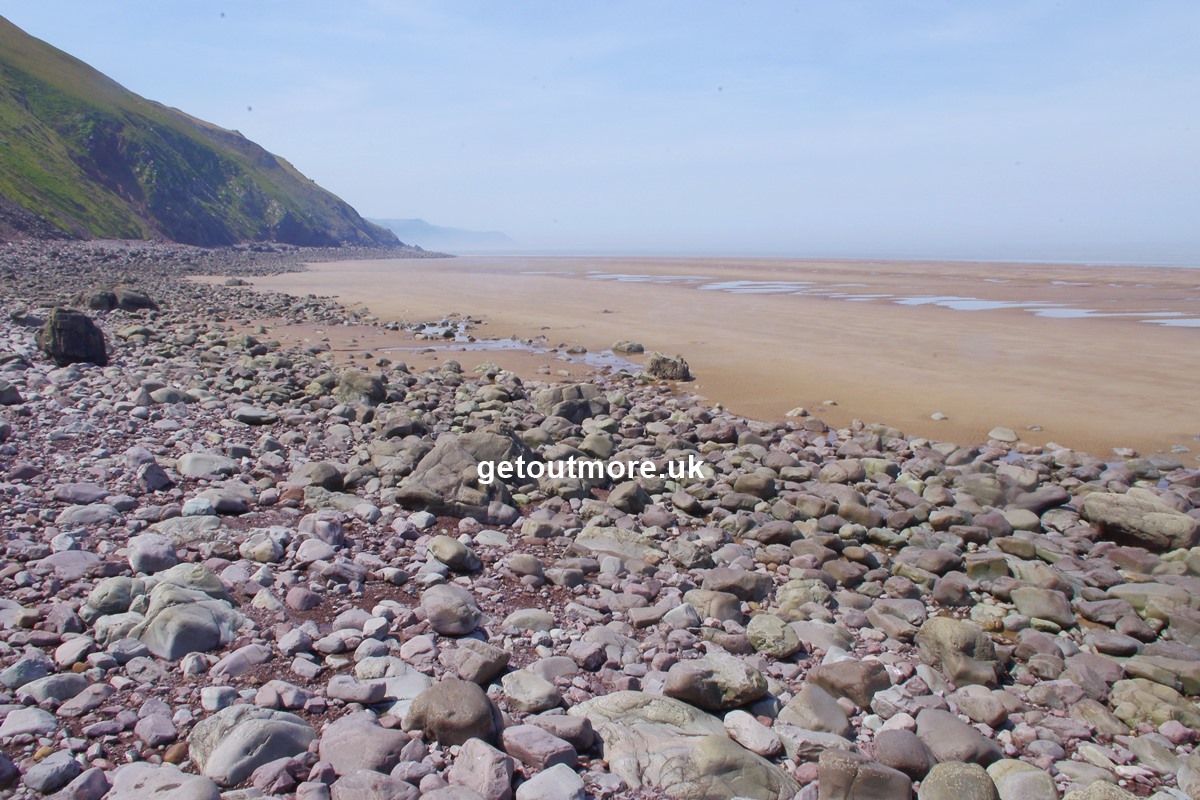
[0,241,1197,800]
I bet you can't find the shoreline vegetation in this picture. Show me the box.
[0,239,1197,800]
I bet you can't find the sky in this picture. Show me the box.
[3,1,1199,260]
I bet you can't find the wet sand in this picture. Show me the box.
[247,256,1200,459]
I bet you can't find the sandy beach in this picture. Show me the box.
[247,255,1200,459]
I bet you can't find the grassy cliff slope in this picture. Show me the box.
[0,16,398,247]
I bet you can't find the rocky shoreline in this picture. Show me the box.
[0,240,1197,800]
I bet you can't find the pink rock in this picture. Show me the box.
[447,737,514,800]
[1159,719,1195,745]
[500,724,577,771]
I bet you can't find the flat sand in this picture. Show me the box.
[245,256,1200,459]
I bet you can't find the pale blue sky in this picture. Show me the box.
[3,2,1198,260]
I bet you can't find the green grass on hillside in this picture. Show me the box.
[0,15,397,246]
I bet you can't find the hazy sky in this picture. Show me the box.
[4,2,1199,260]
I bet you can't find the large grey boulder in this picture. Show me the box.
[915,709,1002,766]
[334,368,386,404]
[746,614,803,658]
[918,761,999,800]
[78,286,158,312]
[37,307,107,366]
[663,650,768,711]
[0,379,21,405]
[396,428,530,521]
[873,729,935,781]
[318,711,409,774]
[986,759,1058,800]
[130,566,243,660]
[188,705,315,787]
[107,762,220,800]
[22,751,81,794]
[808,659,891,708]
[1110,678,1200,728]
[331,770,419,800]
[515,762,585,800]
[87,578,145,618]
[127,533,179,574]
[645,352,692,381]
[533,383,609,423]
[406,677,502,746]
[915,617,1000,687]
[573,527,666,564]
[1081,491,1198,551]
[447,737,515,800]
[776,683,852,739]
[420,584,483,635]
[1010,587,1076,629]
[441,638,510,684]
[0,706,57,737]
[817,749,912,800]
[54,503,120,527]
[569,691,798,800]
[177,452,239,479]
[1106,582,1193,622]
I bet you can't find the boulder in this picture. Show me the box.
[574,526,666,564]
[501,670,562,713]
[532,383,609,423]
[448,737,515,800]
[663,650,768,711]
[1081,491,1199,551]
[777,683,852,738]
[918,762,999,800]
[915,617,1000,687]
[334,368,386,404]
[873,729,935,781]
[1110,678,1200,729]
[645,352,692,381]
[330,770,419,800]
[817,749,913,800]
[318,711,409,774]
[808,659,891,708]
[188,705,315,787]
[0,379,21,405]
[37,307,107,366]
[421,583,483,635]
[514,762,585,800]
[406,677,502,746]
[986,759,1058,800]
[127,533,179,574]
[396,428,530,521]
[78,286,158,312]
[429,534,481,571]
[569,690,798,800]
[441,638,510,684]
[915,709,1002,766]
[1010,586,1076,629]
[130,571,243,660]
[177,452,239,479]
[107,762,220,800]
[747,614,803,658]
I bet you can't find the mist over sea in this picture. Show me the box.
[459,243,1200,268]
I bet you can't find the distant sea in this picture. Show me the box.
[451,244,1200,268]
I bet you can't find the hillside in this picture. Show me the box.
[0,16,398,247]
[372,218,514,253]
